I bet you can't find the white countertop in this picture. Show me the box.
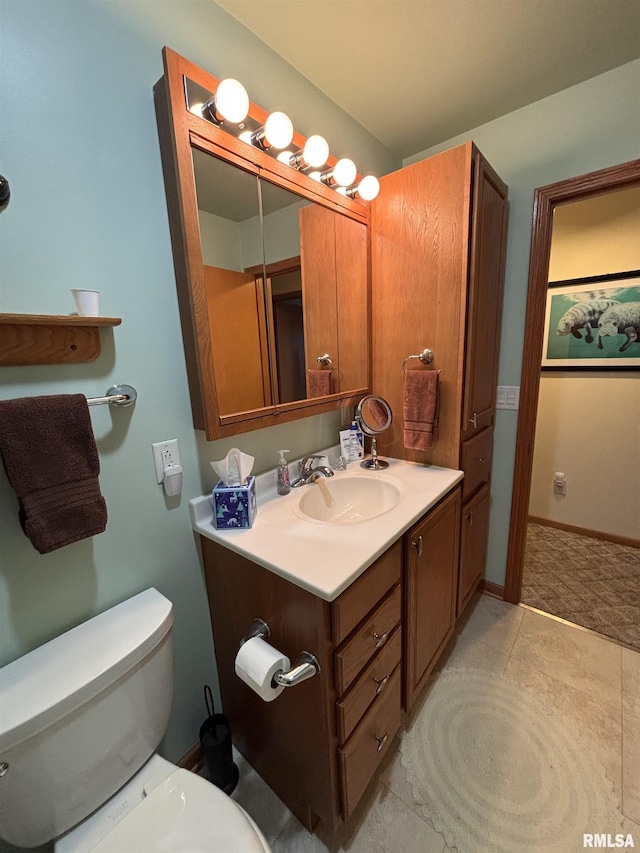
[190,455,463,602]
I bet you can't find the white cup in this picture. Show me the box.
[71,289,100,317]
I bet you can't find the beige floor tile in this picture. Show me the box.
[510,609,622,707]
[623,713,640,824]
[453,593,524,657]
[623,647,640,719]
[271,784,446,853]
[229,751,292,846]
[506,654,623,796]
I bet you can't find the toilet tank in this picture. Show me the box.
[0,588,174,849]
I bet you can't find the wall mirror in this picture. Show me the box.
[154,48,371,440]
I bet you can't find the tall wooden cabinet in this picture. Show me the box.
[371,142,508,614]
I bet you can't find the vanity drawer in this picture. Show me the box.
[461,426,493,500]
[331,540,401,646]
[338,664,402,818]
[334,584,401,695]
[336,626,401,743]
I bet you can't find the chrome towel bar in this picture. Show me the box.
[87,384,137,407]
[402,348,434,370]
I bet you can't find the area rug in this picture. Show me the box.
[399,668,622,853]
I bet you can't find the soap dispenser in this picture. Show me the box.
[276,449,291,495]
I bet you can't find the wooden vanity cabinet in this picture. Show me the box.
[371,141,508,616]
[199,535,403,839]
[458,483,491,617]
[403,487,461,713]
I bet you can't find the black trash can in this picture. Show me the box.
[199,685,239,795]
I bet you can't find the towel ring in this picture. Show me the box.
[402,349,434,371]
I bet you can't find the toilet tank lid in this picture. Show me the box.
[0,588,173,752]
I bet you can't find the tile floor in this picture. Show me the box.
[229,593,640,853]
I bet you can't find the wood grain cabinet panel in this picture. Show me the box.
[460,427,493,501]
[404,488,461,713]
[331,541,401,645]
[338,665,402,819]
[458,483,491,617]
[371,141,507,621]
[336,627,401,743]
[334,585,401,695]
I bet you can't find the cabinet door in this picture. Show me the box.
[462,152,508,438]
[458,483,491,617]
[404,488,461,712]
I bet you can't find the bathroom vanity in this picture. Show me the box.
[191,460,462,839]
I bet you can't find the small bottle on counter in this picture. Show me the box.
[276,449,291,495]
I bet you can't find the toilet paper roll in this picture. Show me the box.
[234,637,290,702]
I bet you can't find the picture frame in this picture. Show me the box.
[542,270,640,369]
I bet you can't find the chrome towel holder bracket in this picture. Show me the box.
[402,348,434,371]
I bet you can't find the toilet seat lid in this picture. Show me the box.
[91,768,269,852]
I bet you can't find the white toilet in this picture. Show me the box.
[0,588,271,852]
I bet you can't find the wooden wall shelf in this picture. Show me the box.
[0,314,122,365]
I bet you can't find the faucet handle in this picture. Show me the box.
[299,454,326,472]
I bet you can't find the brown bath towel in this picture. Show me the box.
[403,369,440,450]
[0,394,107,553]
[307,369,332,398]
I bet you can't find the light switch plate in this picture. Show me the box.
[496,386,520,410]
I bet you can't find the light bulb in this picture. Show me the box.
[308,171,322,182]
[332,158,357,187]
[239,130,253,145]
[215,78,249,123]
[302,135,329,168]
[277,150,295,165]
[189,101,204,116]
[335,187,347,196]
[264,112,294,149]
[358,175,380,201]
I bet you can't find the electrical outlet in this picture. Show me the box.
[152,439,181,483]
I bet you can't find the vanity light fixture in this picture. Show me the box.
[250,111,294,150]
[320,158,357,187]
[338,175,381,201]
[200,78,249,124]
[286,134,330,170]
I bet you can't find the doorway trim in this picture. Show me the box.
[503,158,640,604]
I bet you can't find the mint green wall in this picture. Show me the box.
[0,0,397,762]
[404,59,640,587]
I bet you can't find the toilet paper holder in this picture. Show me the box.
[241,618,320,688]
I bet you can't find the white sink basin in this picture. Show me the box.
[294,473,404,524]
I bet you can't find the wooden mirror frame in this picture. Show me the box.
[154,47,371,440]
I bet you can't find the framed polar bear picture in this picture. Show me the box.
[542,270,640,368]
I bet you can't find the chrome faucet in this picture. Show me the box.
[290,454,334,488]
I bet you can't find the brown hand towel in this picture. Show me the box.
[0,394,107,553]
[307,369,332,398]
[403,369,440,451]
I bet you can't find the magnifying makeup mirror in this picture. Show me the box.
[356,395,393,470]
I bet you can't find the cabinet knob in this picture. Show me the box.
[372,630,390,649]
[469,412,478,428]
[477,457,487,463]
[411,535,424,557]
[374,673,391,695]
[374,732,389,752]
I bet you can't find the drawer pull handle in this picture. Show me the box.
[372,630,390,649]
[374,674,390,695]
[465,511,473,526]
[375,732,389,752]
[411,535,423,557]
[469,412,478,428]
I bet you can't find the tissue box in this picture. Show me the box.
[212,477,257,529]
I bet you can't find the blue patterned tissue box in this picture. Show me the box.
[212,477,257,529]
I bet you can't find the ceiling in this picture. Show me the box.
[215,0,640,160]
